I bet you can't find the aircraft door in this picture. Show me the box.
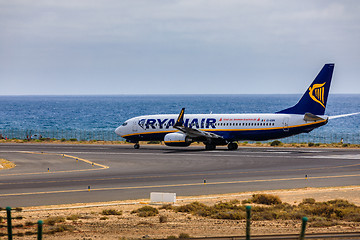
[132,121,137,132]
[283,117,289,132]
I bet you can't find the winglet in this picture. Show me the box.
[174,108,185,127]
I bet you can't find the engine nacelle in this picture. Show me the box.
[164,132,191,147]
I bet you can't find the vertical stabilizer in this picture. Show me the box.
[277,64,334,115]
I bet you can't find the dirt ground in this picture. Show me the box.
[2,186,359,240]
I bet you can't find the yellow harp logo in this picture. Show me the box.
[308,82,326,108]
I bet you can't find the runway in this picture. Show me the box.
[0,143,360,207]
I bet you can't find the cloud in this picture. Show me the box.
[1,0,360,94]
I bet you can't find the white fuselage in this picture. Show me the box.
[115,113,327,142]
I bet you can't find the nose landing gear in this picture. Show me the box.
[134,143,140,149]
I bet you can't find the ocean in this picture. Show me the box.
[0,95,359,143]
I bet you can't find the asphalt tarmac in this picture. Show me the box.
[0,143,359,207]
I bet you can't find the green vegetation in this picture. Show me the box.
[147,141,161,144]
[131,206,159,217]
[101,209,123,216]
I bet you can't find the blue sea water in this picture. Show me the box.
[0,95,359,143]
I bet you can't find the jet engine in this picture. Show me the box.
[164,132,191,147]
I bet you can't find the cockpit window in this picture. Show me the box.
[122,122,128,126]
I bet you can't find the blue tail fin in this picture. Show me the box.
[277,64,334,115]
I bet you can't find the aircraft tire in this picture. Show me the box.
[227,142,238,150]
[134,143,140,149]
[205,144,216,150]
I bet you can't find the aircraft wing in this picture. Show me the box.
[173,108,224,140]
[329,112,360,120]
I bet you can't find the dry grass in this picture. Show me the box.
[131,206,159,217]
[172,196,360,224]
[102,209,123,216]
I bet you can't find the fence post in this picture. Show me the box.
[246,205,251,240]
[37,220,43,240]
[299,216,308,240]
[6,206,12,240]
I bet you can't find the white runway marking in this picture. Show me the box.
[304,154,360,159]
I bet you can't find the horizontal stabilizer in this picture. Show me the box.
[329,112,360,120]
[303,112,325,121]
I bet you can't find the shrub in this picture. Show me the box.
[47,224,75,234]
[44,216,65,226]
[147,141,161,144]
[176,201,208,213]
[14,207,23,212]
[310,220,338,228]
[131,206,159,217]
[25,221,35,226]
[178,233,191,239]
[160,204,174,210]
[301,198,316,205]
[60,138,66,142]
[159,215,168,223]
[66,214,80,220]
[250,194,282,205]
[270,140,282,146]
[308,142,315,147]
[102,209,122,216]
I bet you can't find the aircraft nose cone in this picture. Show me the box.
[115,126,123,136]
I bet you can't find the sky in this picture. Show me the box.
[1,0,360,95]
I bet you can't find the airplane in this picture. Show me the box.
[115,63,360,150]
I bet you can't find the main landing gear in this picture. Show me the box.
[227,142,238,150]
[134,143,140,149]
